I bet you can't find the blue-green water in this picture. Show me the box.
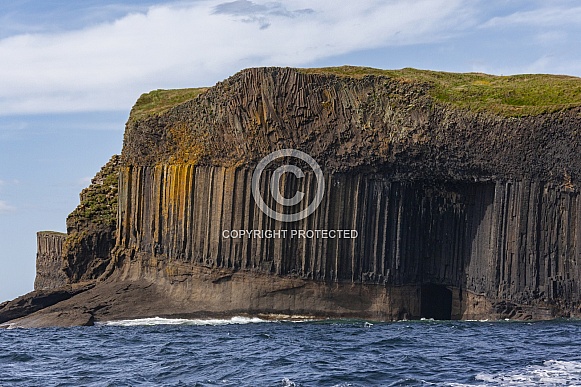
[1,318,581,386]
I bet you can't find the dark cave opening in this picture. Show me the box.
[421,284,453,320]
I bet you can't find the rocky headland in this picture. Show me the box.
[2,66,581,327]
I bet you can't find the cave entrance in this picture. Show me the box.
[420,284,452,320]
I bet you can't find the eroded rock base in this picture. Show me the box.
[1,265,568,328]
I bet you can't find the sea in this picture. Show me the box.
[1,317,581,386]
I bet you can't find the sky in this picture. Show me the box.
[1,0,581,302]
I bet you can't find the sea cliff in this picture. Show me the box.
[2,66,581,327]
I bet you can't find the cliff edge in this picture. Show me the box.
[3,66,581,327]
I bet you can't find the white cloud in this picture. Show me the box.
[0,0,469,115]
[483,6,581,28]
[0,200,15,214]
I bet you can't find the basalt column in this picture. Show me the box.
[34,232,67,290]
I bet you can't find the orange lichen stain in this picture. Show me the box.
[166,123,207,165]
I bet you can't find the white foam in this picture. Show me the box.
[468,360,581,386]
[281,378,297,387]
[100,316,270,327]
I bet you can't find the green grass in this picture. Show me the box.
[68,157,120,227]
[129,87,208,121]
[70,171,118,226]
[128,67,581,119]
[301,66,581,116]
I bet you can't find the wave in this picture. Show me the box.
[99,316,271,327]
[450,360,581,386]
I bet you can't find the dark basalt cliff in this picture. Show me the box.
[35,232,67,290]
[2,66,581,327]
[63,155,120,283]
[123,68,581,181]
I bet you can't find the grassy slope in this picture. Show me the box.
[128,66,581,119]
[129,88,209,121]
[302,66,581,116]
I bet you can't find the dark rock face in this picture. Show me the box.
[113,67,581,320]
[63,155,120,283]
[7,67,581,327]
[30,155,121,291]
[123,67,581,183]
[0,285,93,325]
[35,232,67,290]
[114,165,580,319]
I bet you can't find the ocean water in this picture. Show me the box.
[1,318,581,386]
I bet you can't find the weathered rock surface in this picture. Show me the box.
[113,67,581,321]
[0,284,94,325]
[62,155,120,283]
[5,67,581,327]
[123,68,581,182]
[35,231,67,290]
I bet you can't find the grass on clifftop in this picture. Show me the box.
[301,66,581,116]
[129,67,581,119]
[130,87,208,121]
